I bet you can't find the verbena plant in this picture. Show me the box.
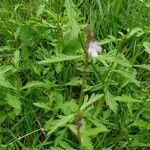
[0,0,150,149]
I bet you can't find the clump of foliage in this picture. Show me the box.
[0,0,150,149]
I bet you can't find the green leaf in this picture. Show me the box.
[0,65,12,74]
[113,95,141,103]
[13,50,20,68]
[105,91,118,114]
[0,46,11,52]
[65,77,82,86]
[64,0,80,34]
[82,135,93,150]
[36,4,45,17]
[50,147,64,150]
[45,114,75,135]
[61,101,78,115]
[80,94,104,111]
[99,53,132,67]
[0,112,6,124]
[6,94,21,115]
[84,84,103,92]
[0,75,15,90]
[55,63,63,73]
[143,42,150,54]
[59,141,74,150]
[68,124,77,136]
[20,81,45,90]
[134,64,150,71]
[86,127,108,137]
[100,36,120,45]
[33,102,50,110]
[38,55,82,64]
[132,119,150,130]
[114,70,140,86]
[127,27,142,38]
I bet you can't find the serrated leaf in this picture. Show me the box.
[36,4,45,17]
[143,42,150,54]
[99,53,132,67]
[114,70,140,86]
[6,94,21,115]
[132,119,150,130]
[20,81,44,90]
[0,75,15,90]
[0,46,11,52]
[38,55,81,64]
[64,0,80,34]
[84,84,103,92]
[68,124,77,136]
[13,50,20,68]
[127,27,142,38]
[86,127,108,137]
[0,65,12,74]
[80,94,104,111]
[59,141,73,150]
[33,102,50,110]
[61,101,78,115]
[113,95,141,103]
[65,77,82,86]
[100,36,120,45]
[82,135,93,150]
[105,91,118,114]
[45,114,75,135]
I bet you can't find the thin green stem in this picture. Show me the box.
[77,129,83,150]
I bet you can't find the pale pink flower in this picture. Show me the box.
[88,41,102,57]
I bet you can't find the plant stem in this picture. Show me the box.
[78,33,89,104]
[77,129,83,150]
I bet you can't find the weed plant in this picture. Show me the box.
[0,0,150,149]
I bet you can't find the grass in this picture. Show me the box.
[0,0,150,149]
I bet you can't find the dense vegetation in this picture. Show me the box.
[0,0,150,149]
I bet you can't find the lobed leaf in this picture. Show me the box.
[20,81,45,90]
[45,114,75,135]
[80,94,104,111]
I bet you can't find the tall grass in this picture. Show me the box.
[0,0,150,149]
